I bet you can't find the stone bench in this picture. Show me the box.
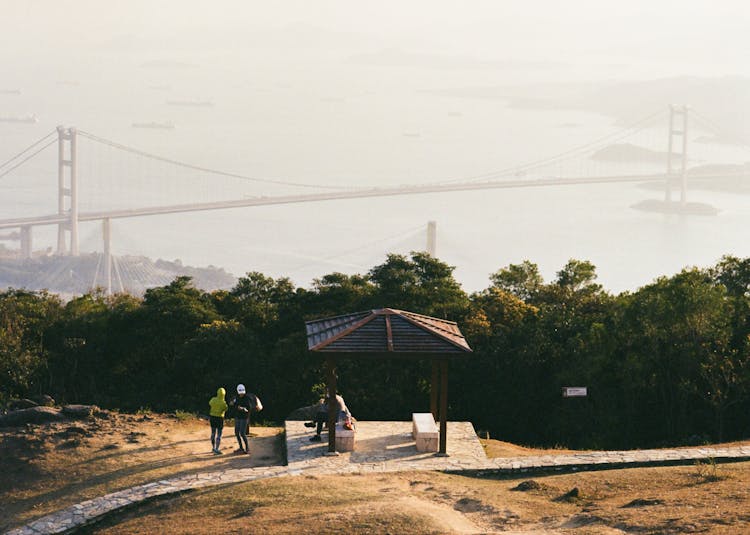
[335,424,356,452]
[412,413,439,453]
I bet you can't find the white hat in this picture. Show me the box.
[237,384,246,394]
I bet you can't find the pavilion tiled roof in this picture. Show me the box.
[305,308,472,354]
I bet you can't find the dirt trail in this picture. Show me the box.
[398,496,485,534]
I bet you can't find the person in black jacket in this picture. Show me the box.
[229,384,255,454]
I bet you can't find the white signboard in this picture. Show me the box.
[562,387,587,397]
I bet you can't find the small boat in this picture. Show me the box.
[0,114,38,123]
[166,99,213,107]
[131,121,175,130]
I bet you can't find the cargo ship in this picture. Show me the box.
[131,121,175,129]
[0,114,38,123]
[165,99,213,107]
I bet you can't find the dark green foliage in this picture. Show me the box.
[0,289,62,403]
[3,253,750,449]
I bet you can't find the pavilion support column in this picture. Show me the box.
[438,359,449,456]
[430,359,439,420]
[326,356,337,454]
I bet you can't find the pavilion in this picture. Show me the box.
[305,308,472,455]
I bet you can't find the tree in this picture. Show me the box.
[490,260,544,302]
[555,259,600,293]
[368,252,469,318]
[0,289,61,402]
[127,277,219,408]
[698,342,750,441]
[620,269,732,443]
[225,272,295,327]
[308,272,374,317]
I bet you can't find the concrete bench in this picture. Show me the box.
[335,423,356,452]
[412,413,439,453]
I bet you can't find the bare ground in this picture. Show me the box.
[82,462,750,534]
[3,412,750,534]
[0,410,283,532]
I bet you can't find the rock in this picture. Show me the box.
[57,439,82,449]
[0,406,65,427]
[62,405,98,418]
[555,487,581,502]
[31,394,55,407]
[7,398,38,411]
[622,498,664,508]
[512,480,543,492]
[62,426,90,436]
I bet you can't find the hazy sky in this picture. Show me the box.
[2,1,749,292]
[4,1,749,80]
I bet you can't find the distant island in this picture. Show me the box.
[425,76,750,146]
[631,199,719,216]
[635,163,750,195]
[0,248,236,298]
[590,143,673,163]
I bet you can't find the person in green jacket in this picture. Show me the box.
[208,387,228,455]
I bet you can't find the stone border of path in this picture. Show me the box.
[6,423,750,535]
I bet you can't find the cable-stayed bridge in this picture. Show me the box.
[1,105,749,293]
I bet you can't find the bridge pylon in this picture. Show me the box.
[426,221,437,257]
[103,218,112,296]
[56,126,79,255]
[665,105,689,206]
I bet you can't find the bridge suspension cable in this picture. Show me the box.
[434,108,669,185]
[287,223,427,275]
[76,130,348,190]
[690,110,750,151]
[0,130,57,180]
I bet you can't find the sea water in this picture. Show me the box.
[1,58,749,294]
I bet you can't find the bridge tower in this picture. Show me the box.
[56,126,79,255]
[426,221,437,257]
[20,226,32,259]
[102,218,113,295]
[665,105,689,206]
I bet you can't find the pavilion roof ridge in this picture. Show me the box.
[306,307,471,354]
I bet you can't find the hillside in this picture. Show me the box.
[430,76,750,145]
[0,249,236,296]
[3,411,749,534]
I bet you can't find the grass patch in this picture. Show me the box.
[692,457,730,484]
[86,474,441,534]
[174,410,197,422]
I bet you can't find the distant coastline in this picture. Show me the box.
[0,250,235,298]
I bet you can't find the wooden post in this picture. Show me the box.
[439,359,448,455]
[430,359,439,419]
[326,357,337,454]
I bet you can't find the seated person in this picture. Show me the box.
[306,394,351,442]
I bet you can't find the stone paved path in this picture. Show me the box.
[7,422,750,535]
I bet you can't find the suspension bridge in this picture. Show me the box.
[1,105,748,294]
